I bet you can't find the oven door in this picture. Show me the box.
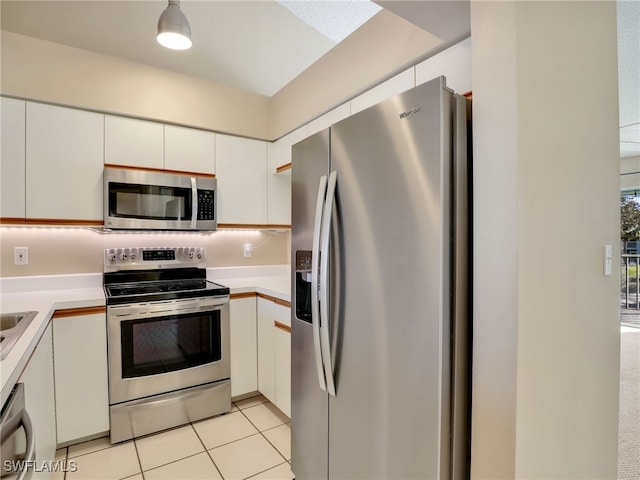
[107,296,230,405]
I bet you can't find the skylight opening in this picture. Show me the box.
[277,0,382,44]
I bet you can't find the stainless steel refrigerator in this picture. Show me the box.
[291,76,471,479]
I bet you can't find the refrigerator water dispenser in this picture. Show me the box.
[295,250,312,323]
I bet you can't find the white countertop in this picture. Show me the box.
[207,265,291,302]
[0,265,291,404]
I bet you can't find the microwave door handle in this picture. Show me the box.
[319,170,337,397]
[311,175,328,392]
[190,177,198,229]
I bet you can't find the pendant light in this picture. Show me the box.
[157,0,192,50]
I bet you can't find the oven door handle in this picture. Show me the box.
[108,299,227,320]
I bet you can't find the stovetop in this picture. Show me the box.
[103,247,230,305]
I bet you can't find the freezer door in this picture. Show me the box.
[327,77,455,479]
[291,130,330,480]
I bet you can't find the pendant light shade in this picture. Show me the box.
[157,0,192,50]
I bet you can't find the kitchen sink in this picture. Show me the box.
[0,311,38,360]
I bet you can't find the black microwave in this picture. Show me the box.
[104,166,216,231]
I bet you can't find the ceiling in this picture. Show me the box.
[0,1,469,98]
[0,0,637,157]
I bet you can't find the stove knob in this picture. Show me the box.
[130,252,137,261]
[109,253,116,262]
[120,252,128,261]
[188,251,194,259]
[197,252,203,259]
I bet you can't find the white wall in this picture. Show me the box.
[0,31,271,139]
[471,1,620,478]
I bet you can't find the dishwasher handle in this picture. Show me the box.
[1,407,36,480]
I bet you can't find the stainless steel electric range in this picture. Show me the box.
[103,247,230,443]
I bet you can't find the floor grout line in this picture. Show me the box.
[235,403,290,465]
[131,438,145,480]
[190,419,226,479]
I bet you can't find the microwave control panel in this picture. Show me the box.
[197,190,215,220]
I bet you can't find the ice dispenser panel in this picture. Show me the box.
[295,250,312,323]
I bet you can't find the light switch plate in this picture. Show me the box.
[604,244,612,276]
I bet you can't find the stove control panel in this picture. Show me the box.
[104,247,207,271]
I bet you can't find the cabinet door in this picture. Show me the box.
[267,143,291,226]
[274,327,291,418]
[18,323,56,479]
[104,115,164,169]
[165,125,216,174]
[274,304,291,417]
[216,135,268,224]
[230,296,257,397]
[1,97,26,218]
[26,103,104,220]
[53,311,109,444]
[257,297,276,403]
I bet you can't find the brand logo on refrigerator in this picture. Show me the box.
[399,106,422,120]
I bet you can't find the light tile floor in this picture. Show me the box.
[55,395,293,480]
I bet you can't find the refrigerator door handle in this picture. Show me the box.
[311,174,328,392]
[319,170,337,396]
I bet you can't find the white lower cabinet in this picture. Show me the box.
[274,325,291,417]
[230,296,258,397]
[18,323,56,479]
[52,309,109,445]
[257,296,291,417]
[257,297,276,402]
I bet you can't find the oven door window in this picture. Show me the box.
[120,311,221,378]
[108,182,193,221]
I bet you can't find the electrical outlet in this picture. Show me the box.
[243,244,253,258]
[14,247,28,265]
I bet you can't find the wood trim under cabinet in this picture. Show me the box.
[1,218,103,226]
[230,292,257,300]
[274,321,291,333]
[275,163,292,174]
[217,223,291,230]
[52,306,106,318]
[0,217,27,225]
[104,163,216,179]
[256,292,291,308]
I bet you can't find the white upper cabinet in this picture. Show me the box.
[164,125,216,174]
[1,97,26,218]
[26,102,104,220]
[216,134,268,225]
[266,126,306,226]
[104,115,164,169]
